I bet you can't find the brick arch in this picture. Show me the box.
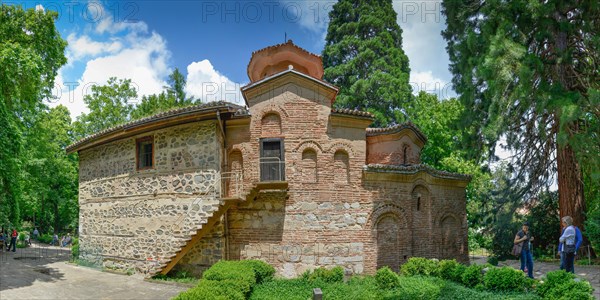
[260,112,282,137]
[293,140,323,154]
[301,148,318,183]
[255,104,289,120]
[437,212,464,259]
[366,203,408,230]
[434,210,463,227]
[410,183,430,211]
[326,142,355,157]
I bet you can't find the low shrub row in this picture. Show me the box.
[174,260,275,300]
[397,257,593,299]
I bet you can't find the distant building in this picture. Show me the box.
[68,41,470,278]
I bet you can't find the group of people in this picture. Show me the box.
[0,229,18,252]
[0,228,73,251]
[513,215,582,279]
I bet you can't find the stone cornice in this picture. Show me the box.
[363,164,471,183]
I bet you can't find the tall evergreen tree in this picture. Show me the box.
[323,0,411,127]
[442,0,600,249]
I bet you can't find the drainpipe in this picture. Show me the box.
[216,110,229,260]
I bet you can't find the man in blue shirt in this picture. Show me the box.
[559,224,583,272]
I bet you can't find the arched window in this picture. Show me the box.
[261,113,281,137]
[402,144,410,165]
[334,150,349,184]
[301,149,317,183]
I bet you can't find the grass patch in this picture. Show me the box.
[152,272,199,284]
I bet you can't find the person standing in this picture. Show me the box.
[559,216,577,273]
[33,228,39,241]
[559,223,583,270]
[8,228,17,252]
[514,221,535,278]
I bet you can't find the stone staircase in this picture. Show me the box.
[150,177,288,277]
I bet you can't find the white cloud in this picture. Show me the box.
[185,60,244,105]
[66,33,123,61]
[410,70,454,99]
[49,2,171,118]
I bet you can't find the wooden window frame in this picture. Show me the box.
[136,136,155,171]
[259,138,285,181]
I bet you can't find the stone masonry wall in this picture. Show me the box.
[221,80,469,277]
[78,121,224,274]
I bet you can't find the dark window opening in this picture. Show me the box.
[417,196,421,211]
[136,137,154,170]
[260,138,284,181]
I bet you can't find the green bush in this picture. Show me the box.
[536,270,593,299]
[71,237,79,260]
[483,266,527,292]
[383,276,442,300]
[249,278,312,300]
[487,256,499,266]
[202,260,257,288]
[401,257,439,277]
[438,259,466,283]
[544,280,594,300]
[240,260,275,284]
[462,264,485,288]
[306,266,344,283]
[18,232,25,241]
[38,233,53,244]
[535,270,574,297]
[375,267,400,289]
[174,280,245,300]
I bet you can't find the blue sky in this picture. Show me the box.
[8,0,453,118]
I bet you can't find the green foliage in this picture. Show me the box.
[585,206,600,254]
[487,257,499,266]
[400,257,439,277]
[239,260,275,284]
[202,260,257,289]
[442,0,600,230]
[535,270,575,298]
[462,264,485,288]
[438,259,466,283]
[174,279,245,300]
[375,267,400,289]
[38,233,53,244]
[528,191,560,257]
[388,276,442,300]
[18,232,25,241]
[71,237,79,260]
[304,266,344,283]
[536,270,594,300]
[322,0,411,127]
[249,278,312,300]
[174,260,274,300]
[0,4,67,227]
[483,267,527,292]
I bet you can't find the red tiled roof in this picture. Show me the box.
[331,108,374,119]
[366,122,428,143]
[66,101,243,154]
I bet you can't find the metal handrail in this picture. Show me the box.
[259,157,285,181]
[221,171,243,198]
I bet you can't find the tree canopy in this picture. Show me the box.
[323,0,412,127]
[441,0,600,243]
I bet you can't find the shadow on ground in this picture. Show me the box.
[0,243,71,291]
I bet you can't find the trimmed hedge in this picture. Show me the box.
[438,259,466,283]
[483,266,527,292]
[174,260,275,300]
[537,270,594,300]
[462,264,485,288]
[304,266,344,283]
[401,257,439,277]
[375,267,400,289]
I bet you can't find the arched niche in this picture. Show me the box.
[333,150,349,184]
[301,148,317,183]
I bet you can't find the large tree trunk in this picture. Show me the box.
[556,139,595,257]
[552,10,595,257]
